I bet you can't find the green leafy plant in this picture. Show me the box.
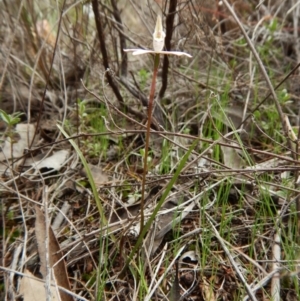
[75,100,110,158]
[138,68,150,90]
[0,109,23,129]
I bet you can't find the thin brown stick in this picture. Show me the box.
[111,0,128,77]
[159,0,178,99]
[91,0,124,105]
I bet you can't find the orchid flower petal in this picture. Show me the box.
[123,48,192,58]
[160,51,192,57]
[123,15,192,58]
[153,15,165,51]
[123,49,152,55]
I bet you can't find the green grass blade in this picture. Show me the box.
[124,138,199,268]
[57,124,107,226]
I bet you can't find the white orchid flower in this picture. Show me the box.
[153,15,166,51]
[124,15,192,58]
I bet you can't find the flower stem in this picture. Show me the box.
[140,54,160,235]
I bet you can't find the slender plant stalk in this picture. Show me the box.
[140,53,160,235]
[119,138,199,277]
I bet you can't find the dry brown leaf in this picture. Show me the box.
[84,164,109,187]
[19,269,60,301]
[221,141,246,170]
[156,201,194,238]
[0,124,35,160]
[148,193,197,255]
[36,19,56,47]
[108,203,140,235]
[284,114,298,153]
[168,261,181,301]
[0,124,36,174]
[179,250,198,262]
[212,107,253,137]
[35,206,73,301]
[201,277,216,301]
[25,149,70,171]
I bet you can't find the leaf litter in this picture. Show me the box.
[19,269,60,301]
[0,123,36,174]
[1,1,300,301]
